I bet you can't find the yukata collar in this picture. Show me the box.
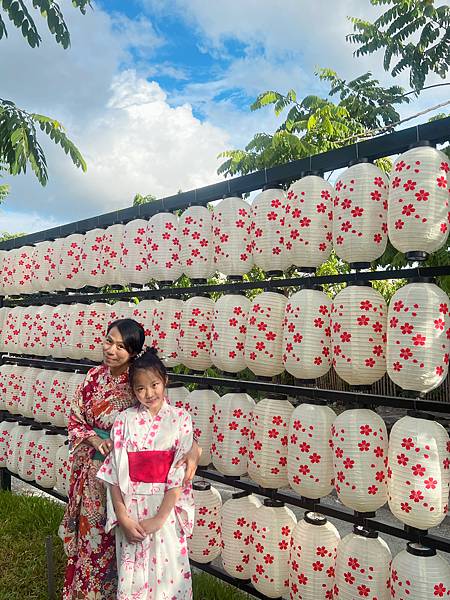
[136,398,170,420]
[103,363,129,384]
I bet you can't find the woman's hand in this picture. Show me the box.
[119,516,146,544]
[175,440,202,486]
[88,434,113,457]
[140,516,164,535]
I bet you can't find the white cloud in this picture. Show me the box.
[1,3,230,232]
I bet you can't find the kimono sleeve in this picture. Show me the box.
[166,409,193,490]
[68,378,96,452]
[96,413,127,487]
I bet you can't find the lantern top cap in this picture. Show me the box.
[263,499,285,508]
[265,393,288,401]
[408,139,433,149]
[232,490,251,500]
[193,481,211,491]
[406,410,436,421]
[348,157,369,167]
[44,431,60,436]
[406,542,436,557]
[222,192,243,200]
[353,525,378,538]
[262,183,284,191]
[304,511,327,526]
[30,425,43,431]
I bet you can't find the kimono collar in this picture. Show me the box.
[136,398,171,420]
[103,363,129,385]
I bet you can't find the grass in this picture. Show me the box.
[0,490,251,600]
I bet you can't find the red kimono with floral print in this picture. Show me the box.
[59,364,134,600]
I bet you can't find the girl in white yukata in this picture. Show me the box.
[97,347,195,600]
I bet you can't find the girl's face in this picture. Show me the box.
[132,368,167,415]
[102,326,132,373]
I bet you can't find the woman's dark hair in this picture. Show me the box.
[106,318,145,355]
[129,347,168,387]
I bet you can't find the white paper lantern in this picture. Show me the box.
[31,239,64,293]
[5,365,27,416]
[147,212,183,283]
[189,482,222,563]
[390,543,450,600]
[17,306,34,355]
[0,364,11,410]
[334,527,391,600]
[180,205,214,281]
[120,219,151,286]
[288,403,336,499]
[0,419,18,467]
[26,304,50,357]
[285,175,334,269]
[0,306,8,352]
[283,289,333,380]
[7,423,30,474]
[387,414,450,530]
[386,282,449,393]
[289,512,340,600]
[44,305,65,359]
[388,144,450,260]
[166,383,190,410]
[211,392,255,476]
[15,245,35,295]
[32,369,54,423]
[55,439,70,497]
[129,300,158,349]
[17,366,40,418]
[79,228,105,288]
[211,294,250,373]
[106,301,136,326]
[64,303,86,360]
[331,285,387,385]
[221,492,262,579]
[251,186,289,274]
[2,306,22,354]
[333,162,388,265]
[18,425,43,481]
[46,370,70,427]
[151,298,183,367]
[331,408,388,513]
[250,500,297,598]
[57,233,86,290]
[65,372,85,417]
[212,196,254,277]
[179,296,213,371]
[248,395,294,488]
[245,291,287,377]
[185,387,218,466]
[1,248,19,295]
[100,224,124,286]
[82,302,109,361]
[34,432,63,488]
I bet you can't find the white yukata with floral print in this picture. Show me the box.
[97,401,195,600]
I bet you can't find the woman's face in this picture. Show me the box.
[102,326,133,372]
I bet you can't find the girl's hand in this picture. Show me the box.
[175,440,202,486]
[140,516,164,535]
[119,516,146,544]
[89,434,113,457]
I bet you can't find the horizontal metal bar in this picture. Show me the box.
[190,561,272,600]
[4,265,450,306]
[6,470,67,502]
[3,354,450,415]
[0,410,68,435]
[196,468,450,553]
[1,117,449,250]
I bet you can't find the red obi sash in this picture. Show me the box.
[127,450,175,483]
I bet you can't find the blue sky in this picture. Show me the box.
[0,0,447,236]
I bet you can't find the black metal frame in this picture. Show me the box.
[1,118,450,600]
[0,116,449,250]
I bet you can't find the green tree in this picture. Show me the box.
[218,71,408,178]
[347,0,450,91]
[0,1,89,186]
[133,193,157,206]
[0,230,26,242]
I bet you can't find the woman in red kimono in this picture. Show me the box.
[59,318,201,600]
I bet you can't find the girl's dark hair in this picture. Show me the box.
[129,347,168,387]
[106,318,145,355]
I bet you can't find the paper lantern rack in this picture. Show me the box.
[1,117,450,600]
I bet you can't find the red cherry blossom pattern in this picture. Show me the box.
[179,206,214,279]
[212,198,253,276]
[251,188,288,272]
[147,213,183,281]
[333,164,388,263]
